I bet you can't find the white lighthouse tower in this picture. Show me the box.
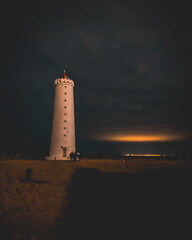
[46,71,76,160]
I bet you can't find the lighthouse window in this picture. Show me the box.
[64,113,67,115]
[64,106,67,108]
[64,120,67,122]
[65,86,67,88]
[64,134,66,137]
[62,147,67,157]
[64,92,67,95]
[64,127,66,129]
[64,99,67,102]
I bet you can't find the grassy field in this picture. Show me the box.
[0,158,192,239]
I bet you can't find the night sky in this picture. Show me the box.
[1,0,192,156]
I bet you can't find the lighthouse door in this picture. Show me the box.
[62,147,67,157]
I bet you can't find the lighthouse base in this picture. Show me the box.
[45,156,71,161]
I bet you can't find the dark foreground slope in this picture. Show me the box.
[56,167,192,240]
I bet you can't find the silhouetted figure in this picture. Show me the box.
[74,152,77,161]
[76,151,80,161]
[24,168,33,182]
[124,159,128,168]
[6,169,11,184]
[70,152,74,161]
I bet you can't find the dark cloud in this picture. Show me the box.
[1,0,192,155]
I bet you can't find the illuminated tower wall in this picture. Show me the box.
[46,72,76,160]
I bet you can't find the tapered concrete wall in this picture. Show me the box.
[46,75,75,160]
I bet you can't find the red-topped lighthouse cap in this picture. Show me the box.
[61,70,68,79]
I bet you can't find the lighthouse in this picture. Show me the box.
[46,71,76,160]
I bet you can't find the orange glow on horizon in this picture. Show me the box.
[99,134,184,142]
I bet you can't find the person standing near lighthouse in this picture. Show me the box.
[46,71,76,160]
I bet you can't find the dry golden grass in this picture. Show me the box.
[76,158,192,172]
[0,160,75,239]
[0,158,192,239]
